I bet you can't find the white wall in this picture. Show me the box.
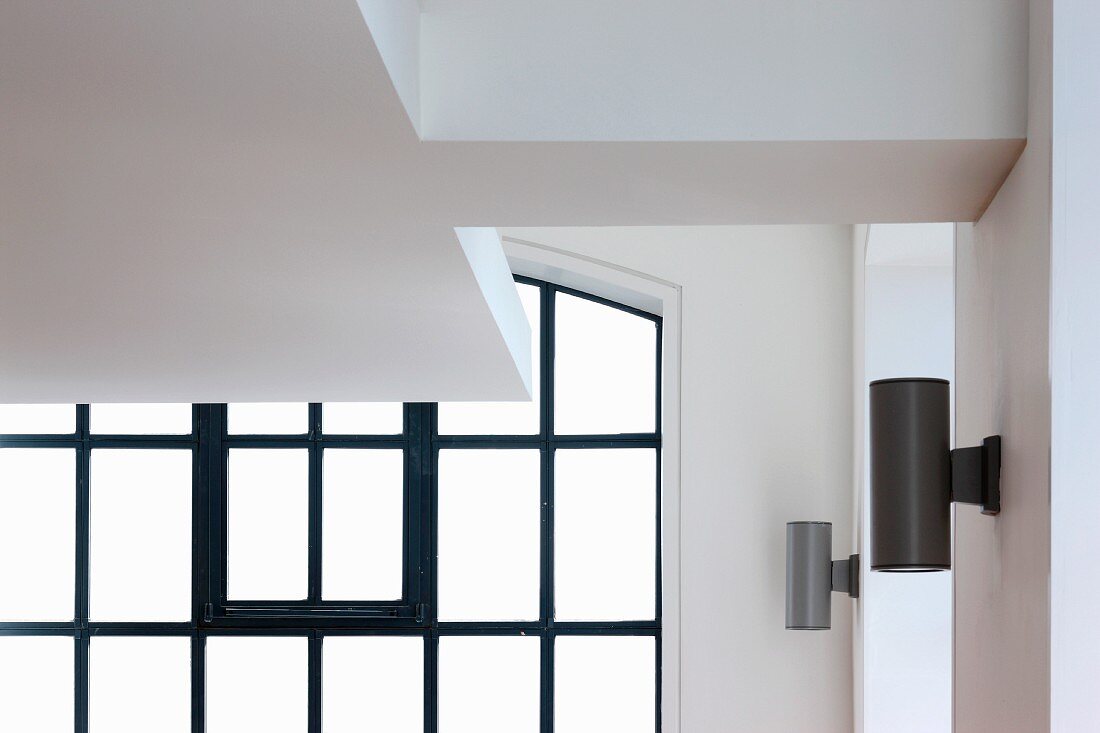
[953,0,1052,729]
[860,224,954,733]
[1050,1,1100,729]
[503,226,854,732]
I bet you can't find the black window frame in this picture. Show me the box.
[0,275,663,732]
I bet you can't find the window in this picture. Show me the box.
[0,277,662,731]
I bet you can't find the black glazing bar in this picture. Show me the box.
[541,631,554,733]
[76,406,89,626]
[75,632,88,733]
[308,632,322,733]
[191,633,205,733]
[425,403,437,624]
[74,629,88,730]
[74,407,90,733]
[407,403,427,613]
[308,407,322,604]
[426,630,439,733]
[213,405,228,612]
[542,282,557,733]
[194,407,212,628]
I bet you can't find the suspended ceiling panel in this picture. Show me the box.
[0,2,529,403]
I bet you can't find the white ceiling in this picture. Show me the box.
[0,1,529,403]
[1,0,1028,402]
[417,0,1027,142]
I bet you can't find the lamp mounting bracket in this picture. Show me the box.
[950,435,1001,515]
[830,554,860,598]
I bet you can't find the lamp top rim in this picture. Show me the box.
[869,377,949,386]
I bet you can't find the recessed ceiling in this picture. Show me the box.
[1,0,1027,402]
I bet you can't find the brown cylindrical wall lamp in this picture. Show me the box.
[870,377,1001,572]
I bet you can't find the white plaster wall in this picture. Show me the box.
[1050,0,1100,729]
[953,0,1052,729]
[861,224,953,733]
[503,226,854,733]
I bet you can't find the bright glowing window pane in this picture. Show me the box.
[322,403,403,435]
[0,404,74,434]
[554,293,656,435]
[555,636,655,733]
[228,403,308,434]
[555,449,656,621]
[206,637,307,733]
[438,636,539,733]
[90,637,190,733]
[0,636,73,733]
[438,450,540,621]
[323,636,422,733]
[227,449,308,600]
[322,449,404,600]
[90,449,192,621]
[91,404,192,434]
[0,449,74,620]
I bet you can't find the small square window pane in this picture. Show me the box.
[227,449,308,600]
[207,637,306,733]
[555,449,656,621]
[90,637,190,733]
[90,450,192,621]
[438,283,541,435]
[322,403,403,435]
[323,449,404,600]
[323,637,422,733]
[439,636,539,733]
[555,636,655,733]
[554,292,657,435]
[0,448,75,620]
[228,403,308,434]
[0,636,73,733]
[438,450,540,621]
[0,404,75,434]
[91,404,192,434]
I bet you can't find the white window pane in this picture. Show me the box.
[90,637,190,733]
[0,449,74,620]
[207,637,306,733]
[555,636,655,733]
[323,637,422,733]
[322,403,403,435]
[228,403,308,434]
[0,636,73,733]
[438,284,540,435]
[91,404,192,435]
[439,636,539,733]
[227,449,308,600]
[0,404,74,434]
[90,450,192,621]
[438,450,540,621]
[554,293,657,435]
[323,450,404,600]
[555,449,656,621]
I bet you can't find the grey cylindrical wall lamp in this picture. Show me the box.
[870,377,1002,572]
[785,522,858,630]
